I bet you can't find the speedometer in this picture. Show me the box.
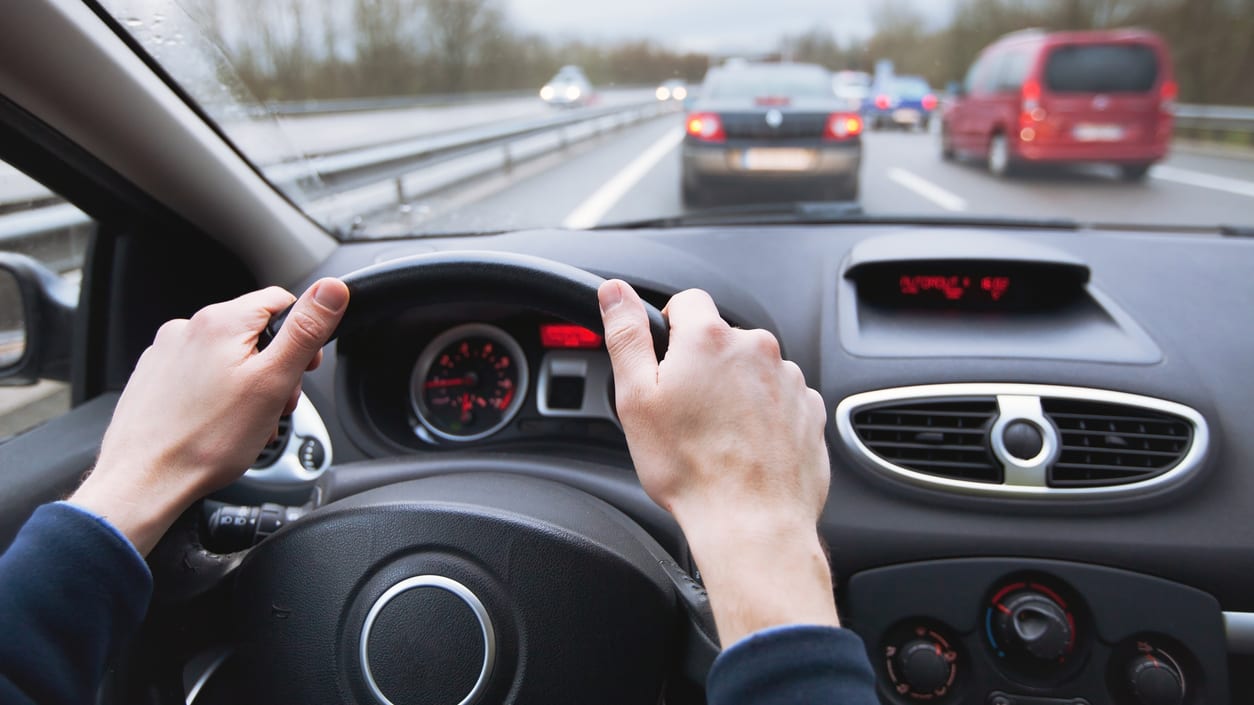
[410,324,529,442]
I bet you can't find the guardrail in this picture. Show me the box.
[261,85,652,117]
[0,98,675,270]
[1174,103,1254,140]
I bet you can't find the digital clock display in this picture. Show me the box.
[898,274,1012,303]
[850,261,1087,311]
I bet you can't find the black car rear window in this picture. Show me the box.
[707,69,832,99]
[1043,43,1159,93]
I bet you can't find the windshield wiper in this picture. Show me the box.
[598,203,1079,231]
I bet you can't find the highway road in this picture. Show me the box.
[408,113,1254,235]
[0,88,657,208]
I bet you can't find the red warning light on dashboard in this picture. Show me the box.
[899,274,1012,302]
[540,323,603,349]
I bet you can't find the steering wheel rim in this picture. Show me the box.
[261,250,670,360]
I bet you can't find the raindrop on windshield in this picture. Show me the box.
[123,17,143,27]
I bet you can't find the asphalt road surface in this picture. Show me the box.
[409,114,1254,234]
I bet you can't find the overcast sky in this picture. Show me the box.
[506,0,953,53]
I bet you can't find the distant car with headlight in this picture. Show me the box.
[865,75,938,130]
[540,66,592,107]
[681,62,863,205]
[655,79,688,102]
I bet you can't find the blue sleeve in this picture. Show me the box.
[708,624,880,705]
[0,502,153,705]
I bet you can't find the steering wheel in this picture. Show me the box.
[158,252,718,705]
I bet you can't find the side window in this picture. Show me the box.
[962,58,982,95]
[995,50,1031,92]
[966,54,998,96]
[0,159,93,440]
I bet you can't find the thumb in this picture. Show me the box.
[263,278,349,375]
[599,280,659,406]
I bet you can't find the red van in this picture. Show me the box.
[940,28,1175,181]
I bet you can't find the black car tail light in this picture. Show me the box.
[824,112,863,140]
[685,112,725,142]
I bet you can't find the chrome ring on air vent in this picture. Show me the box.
[834,384,1208,499]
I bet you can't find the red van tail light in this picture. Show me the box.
[1160,80,1178,112]
[1018,79,1045,139]
[686,113,725,142]
[825,113,863,140]
[1021,79,1041,111]
[875,94,891,110]
[921,94,938,111]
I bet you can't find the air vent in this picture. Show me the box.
[837,384,1208,499]
[1043,399,1192,487]
[850,399,1000,482]
[253,415,293,469]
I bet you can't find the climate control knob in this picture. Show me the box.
[896,639,951,693]
[990,588,1074,664]
[884,626,959,700]
[1126,652,1185,705]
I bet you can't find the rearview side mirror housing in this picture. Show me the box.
[0,253,76,386]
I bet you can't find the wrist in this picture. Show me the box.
[675,508,840,645]
[69,457,196,556]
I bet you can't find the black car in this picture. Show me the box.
[682,62,863,205]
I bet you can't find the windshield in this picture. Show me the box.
[98,0,1254,236]
[705,66,834,100]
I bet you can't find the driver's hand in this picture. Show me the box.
[598,279,839,646]
[70,279,349,555]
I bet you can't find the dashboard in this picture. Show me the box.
[241,223,1253,704]
[343,309,626,453]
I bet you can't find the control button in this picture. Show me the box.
[1002,420,1044,460]
[299,437,325,470]
[1126,653,1185,705]
[547,375,585,410]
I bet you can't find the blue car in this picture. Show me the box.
[865,75,938,130]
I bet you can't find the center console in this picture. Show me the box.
[845,558,1228,705]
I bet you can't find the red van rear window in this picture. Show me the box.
[1043,44,1159,93]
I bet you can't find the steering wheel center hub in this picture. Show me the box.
[360,576,496,705]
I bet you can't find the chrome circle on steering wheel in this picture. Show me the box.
[410,323,529,442]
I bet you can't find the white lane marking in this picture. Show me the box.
[563,128,685,229]
[887,168,968,212]
[1151,165,1254,199]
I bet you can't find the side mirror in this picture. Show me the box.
[0,253,76,386]
[947,81,964,98]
